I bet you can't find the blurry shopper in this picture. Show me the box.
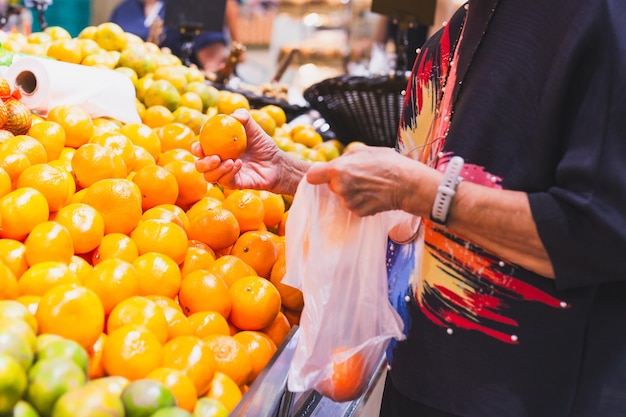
[110,0,241,73]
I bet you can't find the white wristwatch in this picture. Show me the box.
[431,156,464,225]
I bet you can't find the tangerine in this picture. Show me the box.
[162,335,216,396]
[46,104,94,149]
[36,284,105,348]
[203,334,252,387]
[53,203,106,254]
[130,219,188,265]
[102,324,164,381]
[82,258,141,315]
[178,270,232,318]
[229,276,281,331]
[198,114,247,161]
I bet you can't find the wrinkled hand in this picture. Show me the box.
[306,145,421,217]
[192,109,283,191]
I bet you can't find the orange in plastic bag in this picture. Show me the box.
[284,179,406,402]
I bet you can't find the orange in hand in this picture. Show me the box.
[199,114,247,161]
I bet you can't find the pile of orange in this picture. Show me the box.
[0,77,308,415]
[0,21,354,413]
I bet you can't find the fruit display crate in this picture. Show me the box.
[232,326,387,417]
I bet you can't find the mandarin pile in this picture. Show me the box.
[0,70,313,416]
[0,21,354,416]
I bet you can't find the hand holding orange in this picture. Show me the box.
[198,114,247,161]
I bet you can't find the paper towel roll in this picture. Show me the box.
[4,56,141,125]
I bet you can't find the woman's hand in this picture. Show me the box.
[306,145,438,217]
[192,109,310,195]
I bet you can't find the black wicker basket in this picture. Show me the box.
[303,74,409,147]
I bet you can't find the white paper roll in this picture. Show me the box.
[4,55,141,125]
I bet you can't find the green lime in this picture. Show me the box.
[0,300,38,333]
[149,406,193,417]
[13,400,40,417]
[0,330,34,370]
[0,318,37,351]
[35,334,65,354]
[26,357,87,417]
[0,354,28,414]
[121,379,177,417]
[192,398,229,417]
[143,80,181,112]
[37,339,89,375]
[51,384,124,417]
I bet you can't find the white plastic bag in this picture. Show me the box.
[284,179,406,402]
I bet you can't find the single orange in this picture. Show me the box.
[318,348,367,403]
[155,122,196,152]
[291,126,323,148]
[81,178,142,235]
[199,113,247,161]
[36,283,105,348]
[102,324,164,381]
[178,270,232,318]
[203,334,252,387]
[162,335,216,396]
[205,184,225,201]
[269,252,304,312]
[131,165,179,211]
[0,239,28,278]
[91,232,139,265]
[229,276,281,331]
[53,203,106,254]
[16,163,75,212]
[146,367,198,412]
[0,135,47,165]
[107,296,169,345]
[128,144,156,172]
[71,143,127,189]
[89,131,135,172]
[222,190,264,233]
[82,258,141,315]
[249,108,276,137]
[187,311,230,338]
[87,332,107,379]
[180,246,216,278]
[232,330,277,383]
[142,105,174,129]
[130,219,188,265]
[0,187,49,240]
[46,38,82,63]
[46,104,95,149]
[24,221,74,265]
[256,190,286,229]
[17,261,79,296]
[162,160,207,209]
[204,371,242,412]
[141,204,189,233]
[132,252,182,299]
[27,120,66,161]
[208,254,257,287]
[119,123,162,161]
[185,205,239,252]
[230,230,279,279]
